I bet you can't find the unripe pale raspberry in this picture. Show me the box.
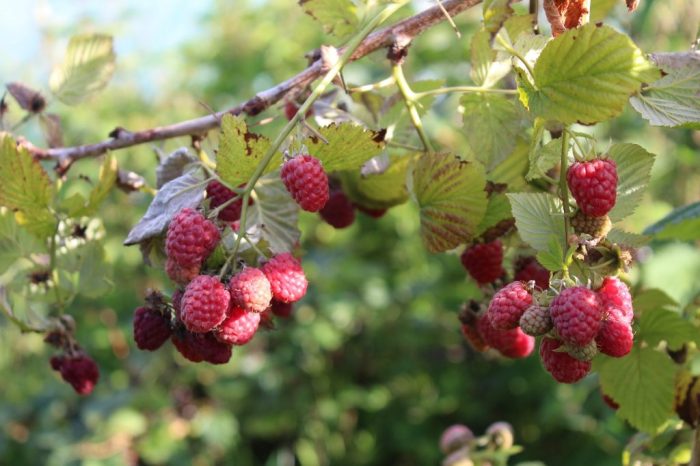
[477,315,534,358]
[229,267,272,313]
[181,275,230,333]
[597,276,633,323]
[440,424,474,454]
[514,257,550,290]
[550,286,603,346]
[165,208,220,268]
[133,307,172,351]
[596,318,633,357]
[571,210,612,238]
[567,158,618,217]
[261,253,308,303]
[564,340,598,361]
[165,257,199,285]
[486,422,514,449]
[270,299,294,318]
[206,181,250,222]
[171,330,232,364]
[460,241,504,285]
[487,281,533,330]
[50,354,100,395]
[519,305,553,336]
[215,307,261,345]
[539,337,591,384]
[281,154,329,212]
[319,190,356,228]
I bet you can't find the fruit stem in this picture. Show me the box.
[392,64,435,154]
[0,288,46,333]
[559,128,572,244]
[495,34,535,80]
[348,76,396,93]
[414,86,517,98]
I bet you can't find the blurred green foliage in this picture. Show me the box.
[1,1,699,465]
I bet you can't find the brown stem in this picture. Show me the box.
[24,0,482,172]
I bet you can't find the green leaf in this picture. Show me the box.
[488,138,529,190]
[596,346,676,433]
[607,143,655,222]
[591,0,618,22]
[49,34,116,105]
[536,236,565,272]
[517,24,660,124]
[632,289,678,315]
[63,155,117,217]
[527,137,563,181]
[299,0,359,40]
[303,123,384,173]
[461,93,523,169]
[476,194,512,236]
[216,114,278,189]
[340,155,410,209]
[638,309,700,350]
[606,228,651,248]
[0,136,56,238]
[0,211,43,286]
[483,0,515,34]
[246,173,300,254]
[470,29,511,88]
[507,192,566,252]
[644,202,700,241]
[76,242,113,298]
[413,154,488,253]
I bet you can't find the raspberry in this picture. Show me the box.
[320,189,356,228]
[50,354,100,395]
[206,181,250,222]
[270,299,294,318]
[460,241,504,285]
[165,208,220,268]
[550,286,603,346]
[280,154,329,212]
[487,281,533,330]
[596,318,633,357]
[602,392,619,410]
[571,210,612,238]
[564,340,598,361]
[597,276,633,323]
[165,257,199,285]
[171,330,232,364]
[356,204,387,218]
[514,257,550,290]
[461,323,488,352]
[519,305,552,336]
[133,307,172,351]
[477,315,534,358]
[215,307,261,345]
[284,101,313,121]
[539,337,591,384]
[440,425,474,454]
[567,158,618,217]
[229,267,272,313]
[261,253,308,303]
[180,275,230,333]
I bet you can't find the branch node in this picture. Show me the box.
[387,33,412,65]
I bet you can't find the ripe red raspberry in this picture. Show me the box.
[215,307,260,345]
[280,155,329,212]
[519,305,552,336]
[477,315,534,358]
[539,337,591,384]
[356,204,387,218]
[461,323,489,352]
[514,257,550,290]
[597,276,633,323]
[487,281,533,330]
[320,189,356,228]
[596,318,633,357]
[171,330,232,364]
[50,354,100,395]
[270,299,294,318]
[133,307,172,351]
[567,158,618,217]
[460,241,504,285]
[206,181,250,222]
[165,257,199,285]
[550,286,603,346]
[165,208,220,268]
[261,253,308,303]
[229,267,272,313]
[180,275,230,333]
[284,101,313,121]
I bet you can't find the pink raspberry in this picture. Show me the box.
[477,315,534,358]
[280,154,329,212]
[270,299,294,318]
[550,286,603,346]
[215,307,261,345]
[206,181,250,222]
[229,267,272,313]
[539,337,591,384]
[171,331,232,364]
[597,276,633,323]
[261,253,308,303]
[180,275,230,333]
[165,257,199,286]
[319,190,356,228]
[514,257,550,290]
[133,307,172,351]
[596,318,633,357]
[50,354,100,395]
[487,281,533,330]
[460,241,504,285]
[567,158,618,217]
[165,208,220,268]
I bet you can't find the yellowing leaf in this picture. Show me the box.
[341,155,411,209]
[299,0,359,40]
[303,123,384,173]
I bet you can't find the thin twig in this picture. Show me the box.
[392,64,434,153]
